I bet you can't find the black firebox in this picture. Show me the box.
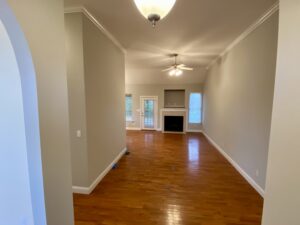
[164,116,184,132]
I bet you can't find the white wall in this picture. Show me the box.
[5,0,75,224]
[203,12,278,192]
[262,1,300,224]
[126,83,203,131]
[0,19,34,225]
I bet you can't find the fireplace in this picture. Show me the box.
[164,116,184,132]
[161,108,186,133]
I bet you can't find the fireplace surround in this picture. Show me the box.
[161,108,187,133]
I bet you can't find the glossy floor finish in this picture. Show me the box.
[74,131,263,225]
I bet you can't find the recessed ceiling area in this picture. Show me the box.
[64,0,277,84]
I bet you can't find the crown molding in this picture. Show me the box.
[64,7,126,54]
[206,1,279,70]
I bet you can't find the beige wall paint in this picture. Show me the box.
[203,13,278,190]
[126,84,203,131]
[7,0,74,225]
[65,12,126,188]
[82,15,126,184]
[65,13,89,187]
[262,1,300,224]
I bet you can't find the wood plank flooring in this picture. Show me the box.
[74,131,263,225]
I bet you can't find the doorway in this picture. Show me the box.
[140,96,158,130]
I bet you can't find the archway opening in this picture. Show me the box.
[0,2,46,225]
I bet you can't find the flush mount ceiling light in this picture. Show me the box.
[133,0,177,27]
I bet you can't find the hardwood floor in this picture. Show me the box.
[74,131,263,225]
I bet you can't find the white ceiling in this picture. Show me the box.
[64,0,277,84]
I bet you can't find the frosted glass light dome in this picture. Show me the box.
[134,0,176,26]
[169,68,183,77]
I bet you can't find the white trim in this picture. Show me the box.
[71,186,90,195]
[202,132,265,197]
[160,108,188,133]
[64,7,126,54]
[127,127,162,131]
[72,147,127,194]
[140,96,159,130]
[206,1,279,70]
[126,127,141,131]
[161,108,187,112]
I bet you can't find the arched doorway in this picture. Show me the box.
[0,1,46,225]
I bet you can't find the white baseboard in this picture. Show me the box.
[187,130,203,133]
[127,127,163,132]
[72,185,90,195]
[202,132,265,197]
[126,127,141,131]
[72,147,127,195]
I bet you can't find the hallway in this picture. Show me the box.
[73,131,263,225]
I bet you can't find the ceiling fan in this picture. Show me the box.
[162,54,194,77]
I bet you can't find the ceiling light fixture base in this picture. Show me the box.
[148,14,160,27]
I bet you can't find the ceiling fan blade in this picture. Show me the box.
[177,64,185,67]
[180,67,194,71]
[162,67,174,72]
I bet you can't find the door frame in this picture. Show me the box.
[140,96,158,130]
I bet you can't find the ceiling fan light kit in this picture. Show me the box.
[163,54,194,77]
[133,0,177,27]
[169,68,183,77]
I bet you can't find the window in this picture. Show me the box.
[189,93,202,124]
[125,94,133,121]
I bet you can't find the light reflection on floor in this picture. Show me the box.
[166,204,182,225]
[144,132,154,147]
[188,138,200,162]
[188,138,200,170]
